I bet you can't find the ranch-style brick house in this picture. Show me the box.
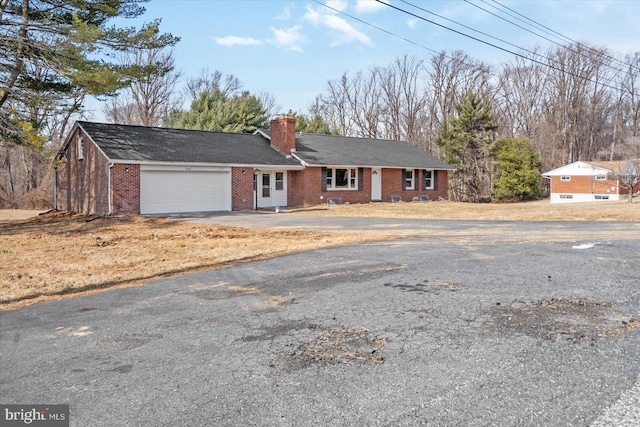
[542,160,640,203]
[54,116,454,215]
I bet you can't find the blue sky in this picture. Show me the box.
[88,0,640,119]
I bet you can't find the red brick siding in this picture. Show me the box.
[232,167,255,210]
[56,127,110,215]
[111,164,140,214]
[432,170,449,200]
[270,117,296,155]
[288,168,322,206]
[381,169,448,201]
[287,167,449,207]
[550,175,619,195]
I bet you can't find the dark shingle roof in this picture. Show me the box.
[76,121,301,167]
[259,130,454,170]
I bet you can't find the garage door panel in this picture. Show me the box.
[141,170,231,214]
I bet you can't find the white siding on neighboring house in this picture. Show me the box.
[550,193,620,203]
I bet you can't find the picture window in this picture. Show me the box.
[326,168,357,190]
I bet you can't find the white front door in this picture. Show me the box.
[257,171,287,208]
[371,168,382,201]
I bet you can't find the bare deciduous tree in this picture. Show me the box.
[377,55,430,149]
[184,69,241,103]
[104,48,182,127]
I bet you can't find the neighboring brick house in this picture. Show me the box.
[542,161,640,203]
[55,117,454,215]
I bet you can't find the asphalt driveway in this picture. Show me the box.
[1,213,639,426]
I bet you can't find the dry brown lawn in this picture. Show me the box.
[0,211,383,310]
[292,199,640,221]
[1,200,638,310]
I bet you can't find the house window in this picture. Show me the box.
[77,137,84,160]
[275,172,284,191]
[262,174,270,198]
[559,194,573,199]
[326,168,357,190]
[405,170,415,190]
[595,175,606,181]
[561,176,571,181]
[424,170,434,189]
[594,195,609,200]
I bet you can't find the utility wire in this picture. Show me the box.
[310,0,498,74]
[486,0,637,73]
[376,0,624,93]
[465,0,627,77]
[397,0,551,69]
[311,0,440,56]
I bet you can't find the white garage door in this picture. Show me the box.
[140,168,232,214]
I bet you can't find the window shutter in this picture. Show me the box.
[415,169,420,191]
[402,169,406,190]
[321,167,327,191]
[358,168,364,190]
[433,170,438,190]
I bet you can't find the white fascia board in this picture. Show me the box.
[57,122,112,164]
[253,129,271,140]
[303,163,455,171]
[117,160,304,170]
[543,161,611,177]
[289,151,309,167]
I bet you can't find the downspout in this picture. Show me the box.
[253,168,258,210]
[108,163,114,215]
[53,164,58,210]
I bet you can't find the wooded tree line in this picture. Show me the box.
[2,1,639,207]
[309,47,640,201]
[312,48,640,169]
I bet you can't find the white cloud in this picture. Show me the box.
[276,4,294,20]
[268,26,306,52]
[215,36,262,47]
[304,5,372,46]
[354,0,388,14]
[407,18,417,30]
[325,0,348,12]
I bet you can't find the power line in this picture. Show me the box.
[397,0,551,69]
[376,0,625,93]
[464,0,627,78]
[485,0,637,74]
[311,0,440,56]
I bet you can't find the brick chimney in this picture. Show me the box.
[270,116,296,155]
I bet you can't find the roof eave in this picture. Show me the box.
[109,159,304,170]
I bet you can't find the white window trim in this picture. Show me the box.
[326,167,358,190]
[405,170,415,190]
[595,175,607,181]
[424,170,434,189]
[275,172,284,191]
[561,175,571,181]
[77,136,84,160]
